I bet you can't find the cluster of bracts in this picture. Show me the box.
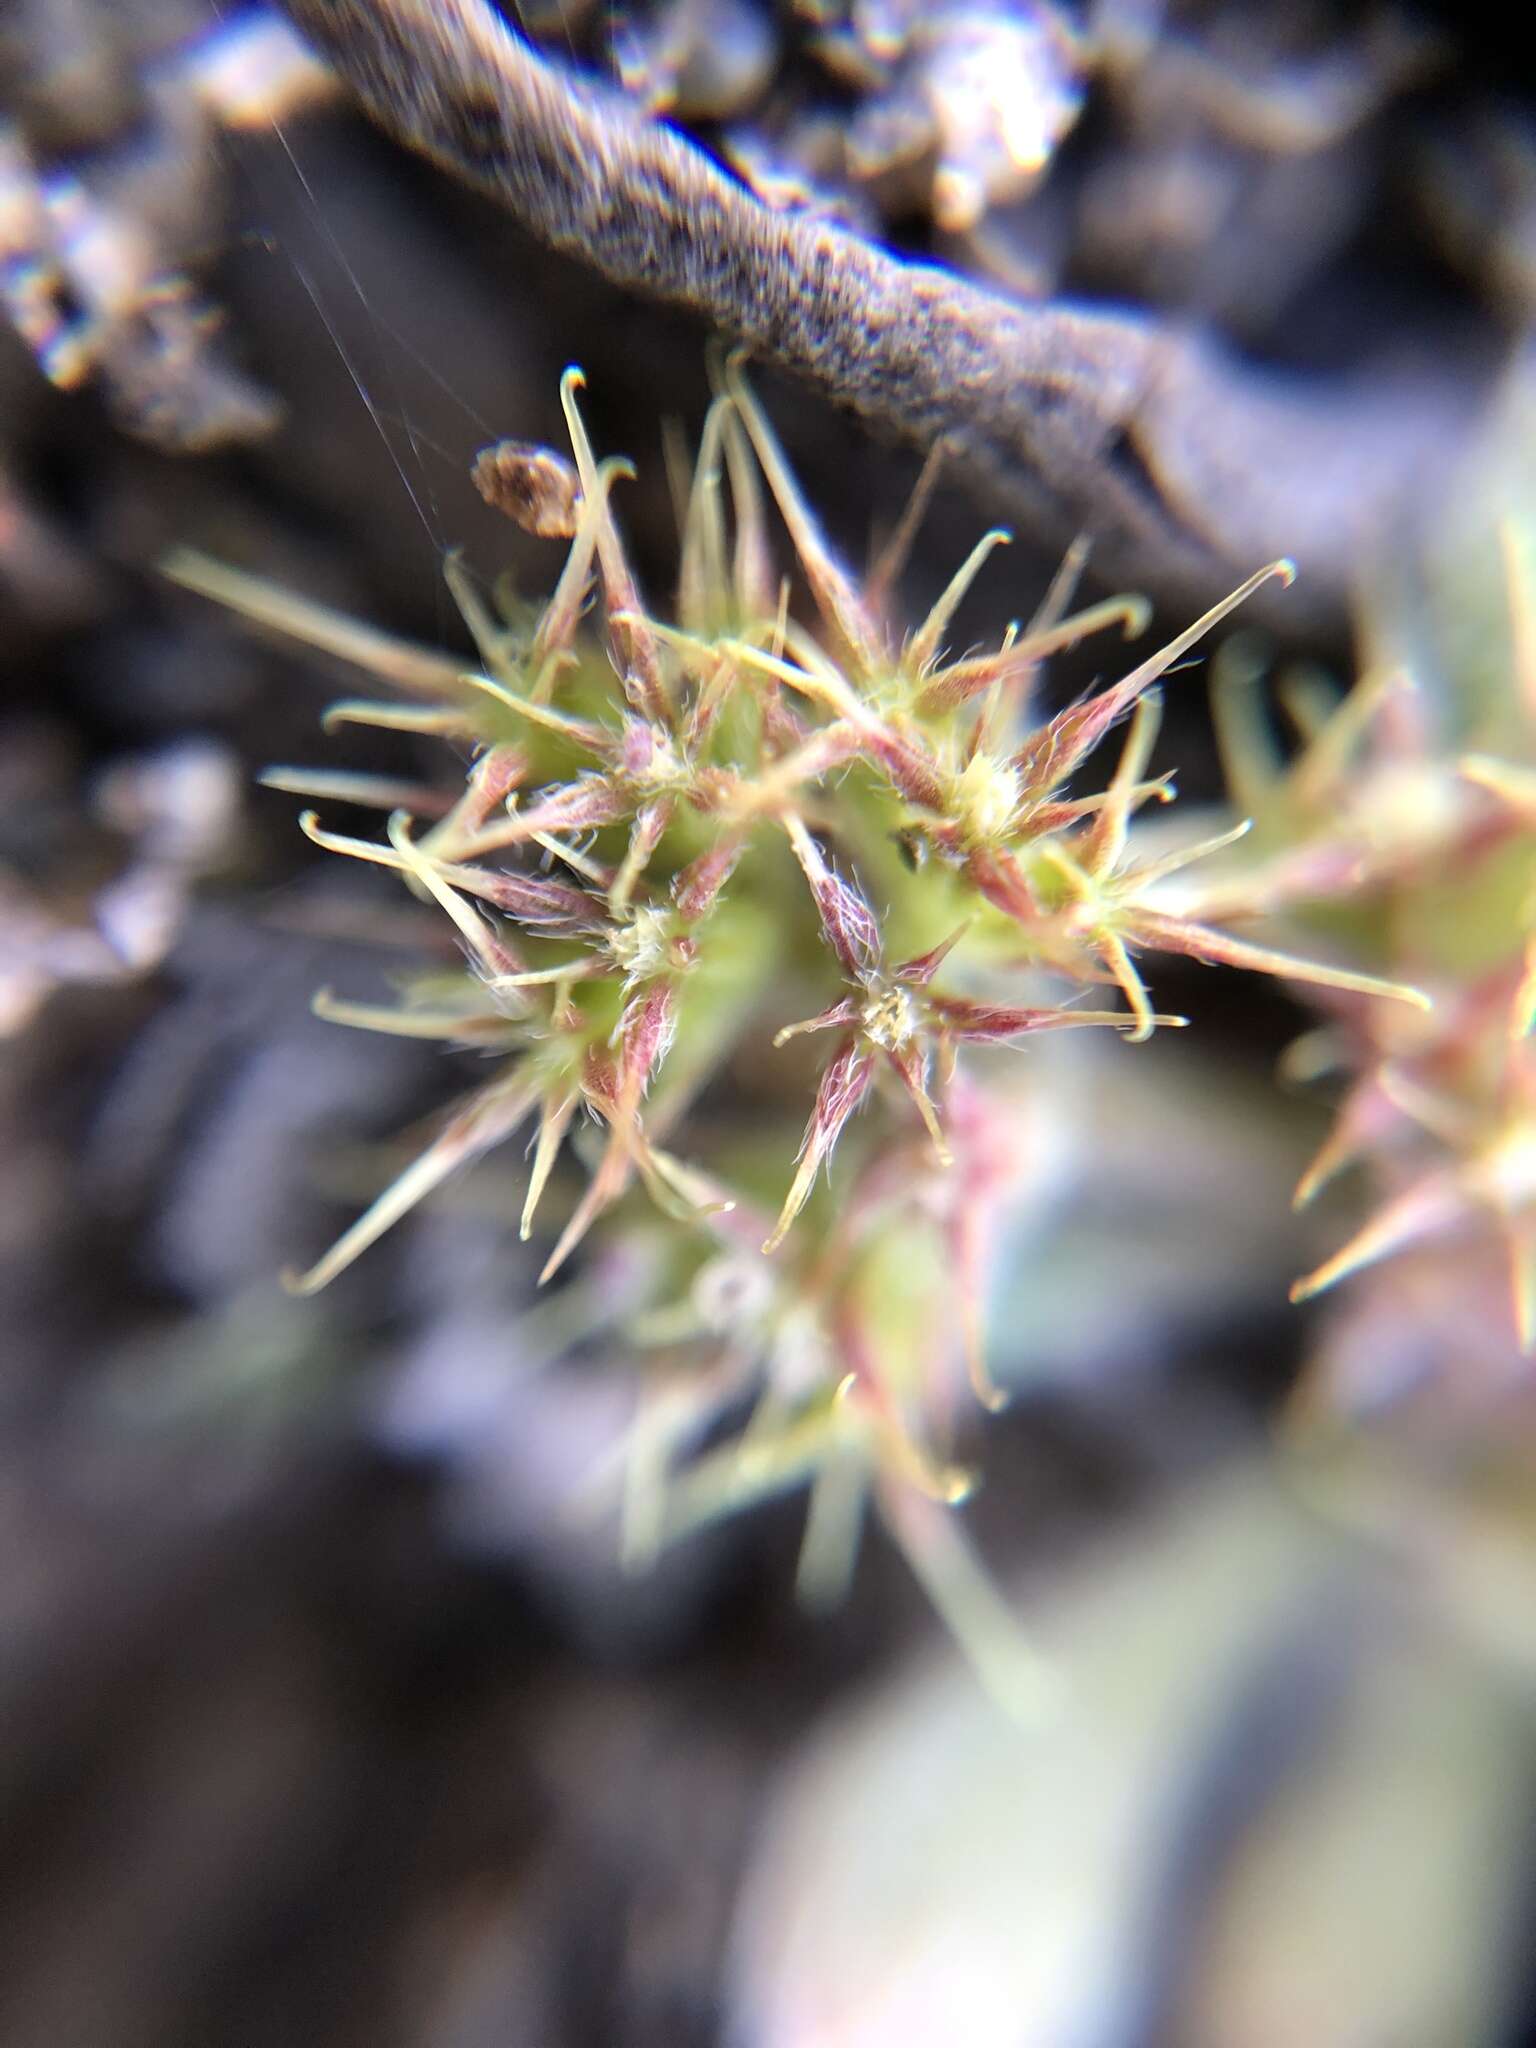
[180,365,1529,1665]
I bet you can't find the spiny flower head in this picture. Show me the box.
[1193,510,1536,1381]
[166,361,1427,1679]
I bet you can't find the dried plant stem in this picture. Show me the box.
[273,0,1474,613]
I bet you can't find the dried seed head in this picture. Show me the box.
[472,439,581,538]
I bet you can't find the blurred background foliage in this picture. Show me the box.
[4,3,1536,2043]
